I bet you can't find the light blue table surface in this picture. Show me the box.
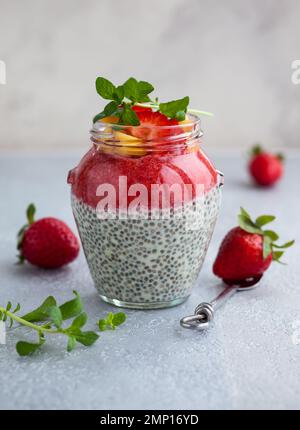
[0,150,299,410]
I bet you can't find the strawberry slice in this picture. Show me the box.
[128,110,181,141]
[132,105,152,113]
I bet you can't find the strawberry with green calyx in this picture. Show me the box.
[213,208,294,284]
[249,144,284,186]
[17,203,80,269]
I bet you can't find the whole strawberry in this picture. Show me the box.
[213,208,294,284]
[249,145,284,186]
[17,204,80,269]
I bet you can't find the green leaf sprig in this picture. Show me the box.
[98,312,126,331]
[238,207,294,261]
[0,302,20,328]
[0,291,126,356]
[94,77,154,125]
[93,76,213,125]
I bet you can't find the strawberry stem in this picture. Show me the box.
[16,203,37,263]
[250,144,263,157]
[26,203,36,224]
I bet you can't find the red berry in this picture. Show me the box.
[18,205,79,269]
[213,208,294,284]
[128,110,181,141]
[249,146,283,186]
[213,226,272,283]
[131,105,152,113]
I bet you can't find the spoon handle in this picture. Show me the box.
[180,285,238,329]
[210,285,238,310]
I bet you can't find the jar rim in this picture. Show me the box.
[90,113,202,149]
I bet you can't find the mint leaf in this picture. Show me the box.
[106,312,114,329]
[104,101,119,116]
[123,77,139,102]
[159,96,189,120]
[47,306,63,328]
[123,78,154,103]
[70,312,88,330]
[98,312,126,331]
[16,339,45,356]
[74,331,99,346]
[67,336,76,352]
[98,319,107,331]
[120,105,140,126]
[59,291,82,320]
[95,77,116,100]
[21,296,57,322]
[113,85,125,103]
[137,81,154,102]
[256,215,276,227]
[112,312,126,327]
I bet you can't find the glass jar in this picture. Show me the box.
[68,114,223,309]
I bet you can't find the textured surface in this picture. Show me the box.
[1,0,300,150]
[0,151,300,410]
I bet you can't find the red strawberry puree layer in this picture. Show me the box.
[68,146,218,210]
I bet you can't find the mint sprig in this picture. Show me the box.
[95,77,116,100]
[93,76,212,125]
[238,207,294,261]
[123,77,154,103]
[94,76,154,125]
[98,312,126,331]
[0,291,127,356]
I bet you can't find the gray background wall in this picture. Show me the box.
[0,0,299,151]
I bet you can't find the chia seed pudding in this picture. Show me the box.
[71,186,220,308]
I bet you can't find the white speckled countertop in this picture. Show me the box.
[0,151,300,410]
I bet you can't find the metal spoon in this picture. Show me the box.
[180,275,262,330]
